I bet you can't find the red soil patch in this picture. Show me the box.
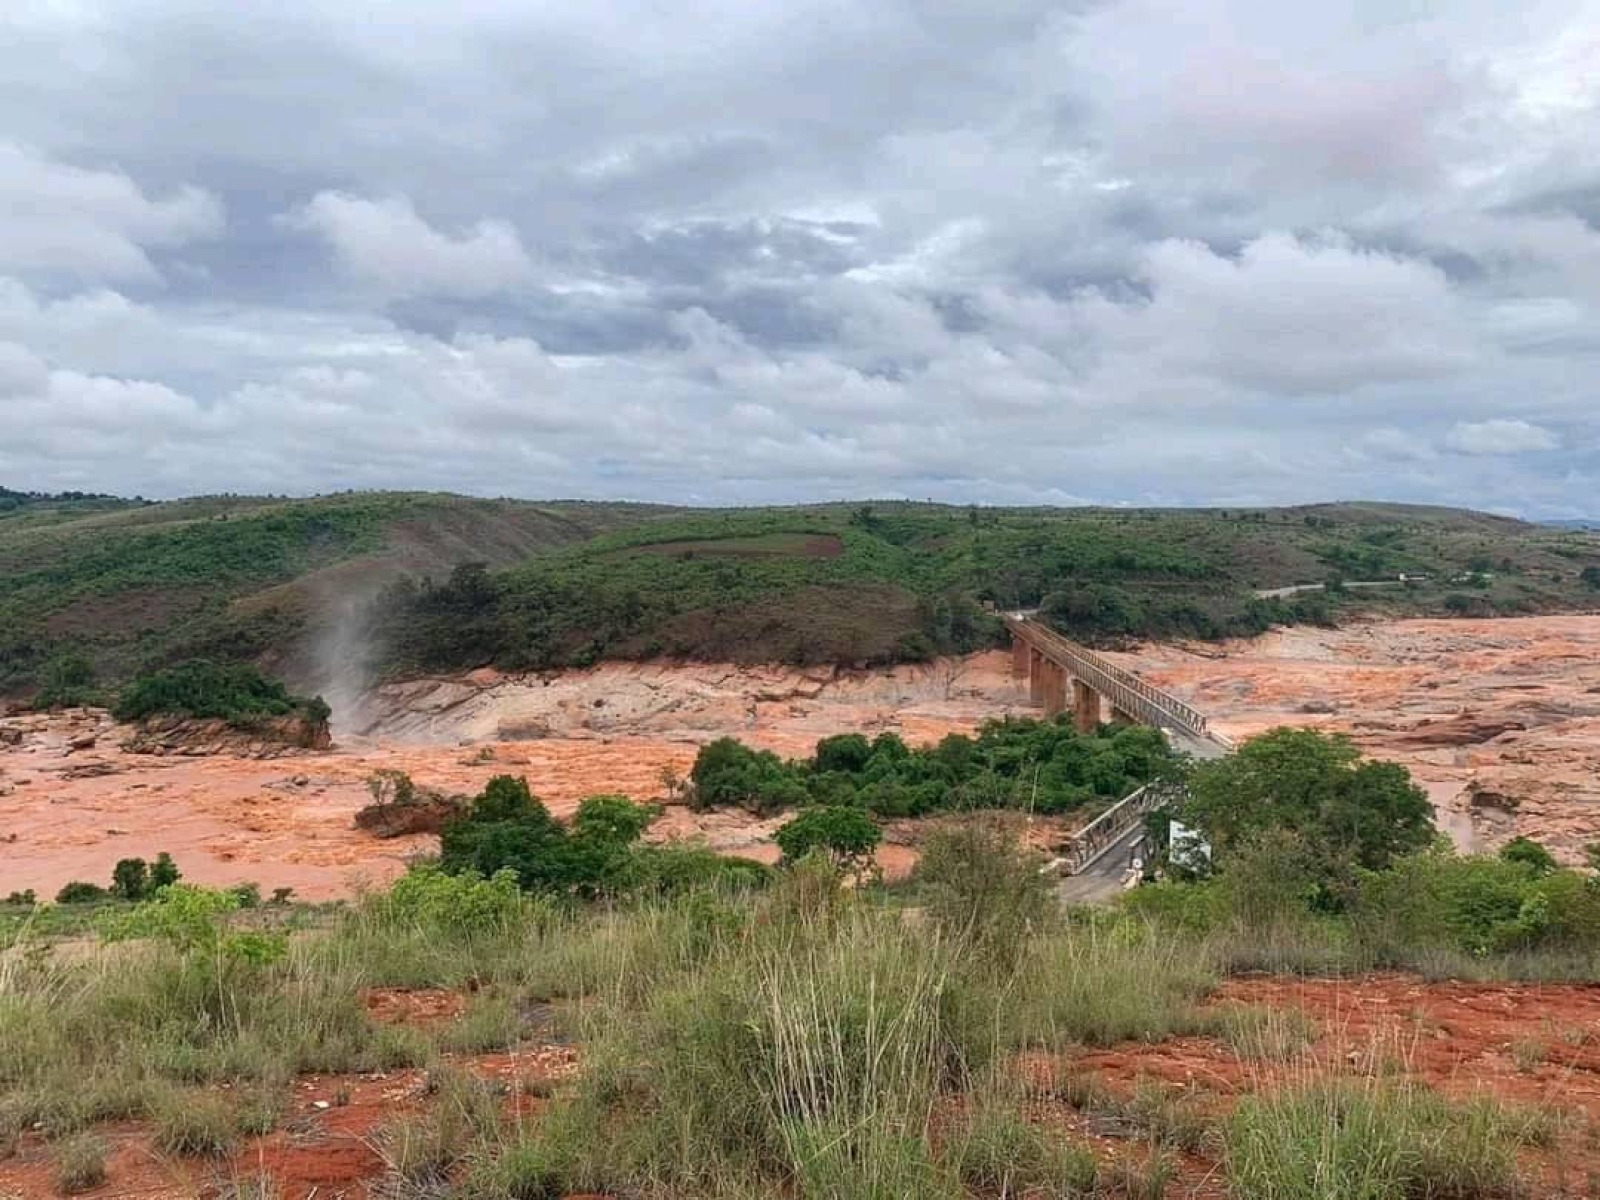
[362,986,468,1025]
[0,1047,580,1200]
[1048,974,1600,1197]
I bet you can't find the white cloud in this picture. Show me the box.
[1068,233,1480,398]
[1361,427,1438,462]
[286,192,535,297]
[0,3,1596,514]
[0,143,221,282]
[1446,419,1560,455]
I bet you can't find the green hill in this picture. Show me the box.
[4,492,1599,699]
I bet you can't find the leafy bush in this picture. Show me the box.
[617,844,772,896]
[54,881,107,905]
[1354,850,1600,959]
[32,652,99,710]
[114,660,330,727]
[150,852,181,890]
[111,857,150,901]
[1180,728,1434,901]
[437,775,755,900]
[376,865,529,932]
[773,806,882,869]
[571,794,658,844]
[687,718,1180,820]
[99,884,286,965]
[688,737,804,814]
[1499,836,1557,875]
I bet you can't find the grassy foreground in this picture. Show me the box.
[2,836,1587,1199]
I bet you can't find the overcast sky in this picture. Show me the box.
[0,2,1597,515]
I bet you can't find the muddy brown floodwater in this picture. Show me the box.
[0,653,1030,901]
[1110,614,1600,863]
[5,615,1600,902]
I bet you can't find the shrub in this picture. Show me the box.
[54,881,107,905]
[377,865,528,931]
[114,660,329,728]
[150,852,181,890]
[100,884,286,966]
[33,653,99,711]
[912,817,1054,967]
[1499,836,1557,875]
[439,776,574,891]
[1354,850,1600,959]
[815,733,874,774]
[111,857,150,901]
[571,794,657,844]
[687,719,1181,820]
[688,737,798,814]
[619,844,772,896]
[773,806,882,870]
[1182,728,1435,898]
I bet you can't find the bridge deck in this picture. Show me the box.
[1003,614,1213,739]
[1005,615,1233,886]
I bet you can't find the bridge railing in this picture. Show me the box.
[1004,616,1209,739]
[1059,780,1184,875]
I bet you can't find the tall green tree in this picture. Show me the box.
[1181,729,1435,884]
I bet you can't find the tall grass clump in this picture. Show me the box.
[1227,1079,1545,1199]
[912,816,1057,971]
[951,1076,1098,1198]
[1012,917,1217,1048]
[54,1132,108,1193]
[533,861,983,1198]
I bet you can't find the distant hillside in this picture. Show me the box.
[4,492,1599,699]
[0,492,675,697]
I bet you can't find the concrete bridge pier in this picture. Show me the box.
[1012,637,1032,679]
[1072,679,1102,733]
[1046,659,1070,717]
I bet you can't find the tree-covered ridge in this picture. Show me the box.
[0,485,128,512]
[0,492,670,693]
[5,492,1600,694]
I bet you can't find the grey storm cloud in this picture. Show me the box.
[0,0,1598,514]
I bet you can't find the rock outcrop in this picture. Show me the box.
[123,712,332,757]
